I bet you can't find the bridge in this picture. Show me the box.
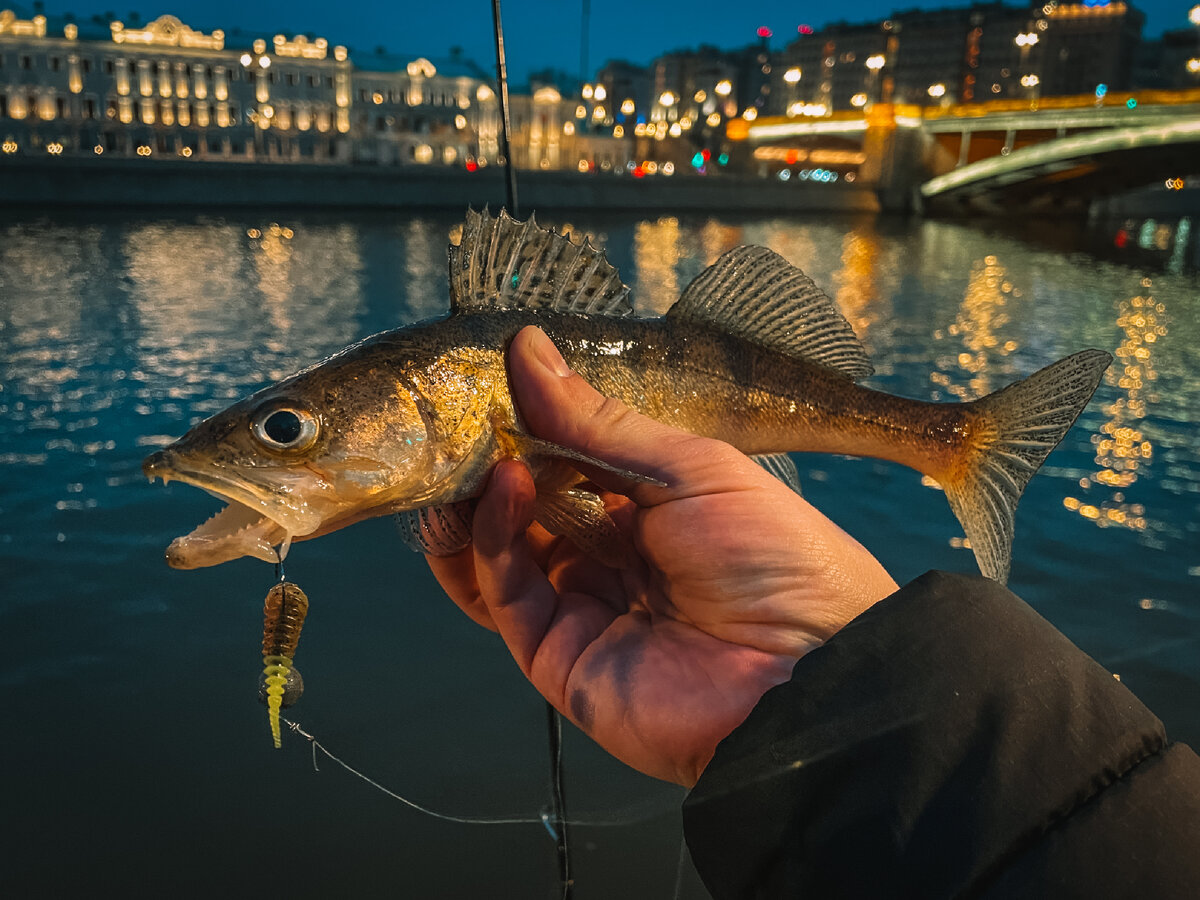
[726,89,1200,215]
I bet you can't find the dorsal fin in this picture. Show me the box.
[448,208,633,317]
[666,246,873,379]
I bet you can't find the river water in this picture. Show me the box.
[2,208,1198,897]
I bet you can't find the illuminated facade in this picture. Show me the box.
[351,54,500,166]
[773,1,1145,111]
[0,11,499,166]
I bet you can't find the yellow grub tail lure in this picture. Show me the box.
[259,581,309,748]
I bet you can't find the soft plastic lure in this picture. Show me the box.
[259,581,308,748]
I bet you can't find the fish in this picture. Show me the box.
[143,208,1112,584]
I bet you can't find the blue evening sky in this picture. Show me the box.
[34,0,1200,83]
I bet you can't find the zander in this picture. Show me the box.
[143,209,1111,583]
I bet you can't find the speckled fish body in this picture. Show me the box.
[144,209,1111,583]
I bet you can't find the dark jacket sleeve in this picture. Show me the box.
[682,570,1200,899]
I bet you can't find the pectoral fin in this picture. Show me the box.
[498,425,667,488]
[534,487,633,568]
[395,501,475,556]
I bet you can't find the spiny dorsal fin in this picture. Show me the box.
[448,208,633,317]
[667,246,873,379]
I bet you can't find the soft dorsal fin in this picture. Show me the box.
[666,246,873,379]
[448,208,633,317]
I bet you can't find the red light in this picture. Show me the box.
[701,148,711,161]
[465,158,478,172]
[757,26,773,38]
[798,24,814,34]
[785,149,799,164]
[633,166,645,179]
[1114,229,1128,248]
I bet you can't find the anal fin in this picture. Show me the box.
[395,501,475,556]
[751,452,802,496]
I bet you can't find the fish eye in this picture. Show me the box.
[251,405,320,453]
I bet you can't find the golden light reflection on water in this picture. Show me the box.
[930,254,1021,402]
[833,231,881,345]
[1063,278,1167,534]
[698,219,745,266]
[249,223,296,334]
[632,217,681,314]
[121,221,367,423]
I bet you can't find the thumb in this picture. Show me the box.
[508,326,752,502]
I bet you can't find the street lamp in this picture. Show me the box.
[784,67,802,83]
[928,83,946,99]
[865,55,885,105]
[1190,5,1200,25]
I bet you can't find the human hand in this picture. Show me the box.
[427,326,898,786]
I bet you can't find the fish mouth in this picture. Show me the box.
[143,449,317,570]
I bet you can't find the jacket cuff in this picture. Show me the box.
[683,570,1166,899]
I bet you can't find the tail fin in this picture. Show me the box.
[943,349,1111,584]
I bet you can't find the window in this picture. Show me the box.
[105,59,114,74]
[0,96,6,117]
[56,97,66,118]
[50,56,61,72]
[308,74,318,87]
[84,98,96,119]
[82,58,92,74]
[20,55,32,70]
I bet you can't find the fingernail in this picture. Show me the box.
[527,327,572,378]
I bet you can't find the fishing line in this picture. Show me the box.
[279,717,681,830]
[488,0,571,894]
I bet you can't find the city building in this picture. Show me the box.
[0,9,502,166]
[0,10,353,161]
[772,1,1145,113]
[1134,26,1200,88]
[1037,2,1144,96]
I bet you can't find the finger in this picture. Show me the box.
[470,459,564,677]
[473,460,620,702]
[426,548,497,632]
[508,326,759,505]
